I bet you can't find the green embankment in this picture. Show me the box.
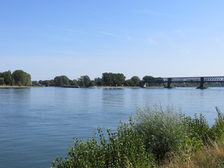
[52,106,224,168]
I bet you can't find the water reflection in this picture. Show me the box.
[102,88,125,108]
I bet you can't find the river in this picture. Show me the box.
[0,87,224,168]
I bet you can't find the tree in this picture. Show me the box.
[142,76,155,86]
[102,73,113,86]
[12,70,31,86]
[39,80,54,86]
[130,76,141,86]
[113,73,126,86]
[32,81,38,85]
[94,77,103,86]
[71,79,78,86]
[154,77,164,85]
[78,75,92,87]
[102,73,126,86]
[54,75,70,86]
[2,71,13,85]
[0,77,4,85]
[125,79,133,86]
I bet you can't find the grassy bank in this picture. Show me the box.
[0,85,31,88]
[163,138,224,168]
[0,85,44,89]
[52,106,224,168]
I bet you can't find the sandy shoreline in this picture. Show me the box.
[61,86,164,89]
[0,86,44,89]
[90,86,165,89]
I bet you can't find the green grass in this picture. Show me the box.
[52,106,224,168]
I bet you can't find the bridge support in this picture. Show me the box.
[165,78,172,88]
[197,77,206,89]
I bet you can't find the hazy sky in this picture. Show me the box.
[1,0,224,80]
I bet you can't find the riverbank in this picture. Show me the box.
[52,106,224,168]
[0,85,45,89]
[163,139,224,168]
[91,86,141,88]
[91,86,164,89]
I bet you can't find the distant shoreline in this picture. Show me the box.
[0,85,163,89]
[90,86,163,89]
[0,85,208,89]
[60,86,164,89]
[0,86,44,89]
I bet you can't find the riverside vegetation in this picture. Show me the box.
[36,73,224,88]
[37,73,164,88]
[52,106,224,168]
[0,70,31,86]
[1,70,223,88]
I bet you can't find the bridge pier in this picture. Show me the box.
[162,76,224,89]
[165,78,172,88]
[197,77,206,89]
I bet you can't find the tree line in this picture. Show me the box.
[34,72,164,87]
[0,70,31,86]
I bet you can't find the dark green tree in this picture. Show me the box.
[54,75,70,86]
[125,79,133,86]
[154,77,164,86]
[78,75,92,87]
[94,77,103,86]
[0,77,4,85]
[12,70,31,86]
[113,73,126,86]
[71,79,78,86]
[102,73,113,86]
[102,73,126,86]
[143,76,155,86]
[130,76,141,86]
[2,71,13,85]
[39,80,55,86]
[32,81,38,85]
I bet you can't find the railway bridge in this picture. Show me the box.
[163,76,224,89]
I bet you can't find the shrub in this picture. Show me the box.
[210,107,224,140]
[52,106,224,168]
[182,113,210,143]
[133,106,189,160]
[52,124,155,168]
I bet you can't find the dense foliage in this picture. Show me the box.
[102,73,126,86]
[0,70,31,86]
[36,73,164,87]
[78,76,93,87]
[34,72,224,88]
[54,76,70,86]
[52,107,224,168]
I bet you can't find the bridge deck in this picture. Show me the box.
[163,76,224,82]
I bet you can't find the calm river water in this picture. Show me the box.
[1,87,224,168]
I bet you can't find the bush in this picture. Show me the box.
[52,106,224,168]
[182,113,210,143]
[210,107,224,140]
[133,106,189,160]
[52,124,155,168]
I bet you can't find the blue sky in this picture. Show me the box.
[1,0,224,80]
